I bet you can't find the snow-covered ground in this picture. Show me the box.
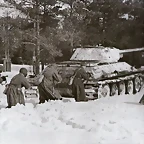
[0,65,144,144]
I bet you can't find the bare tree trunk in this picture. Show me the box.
[34,0,40,75]
[70,32,74,53]
[4,11,11,72]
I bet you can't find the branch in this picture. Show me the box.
[22,41,43,52]
[22,41,36,45]
[20,30,62,57]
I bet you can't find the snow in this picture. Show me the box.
[0,65,144,144]
[90,62,134,80]
[70,47,121,63]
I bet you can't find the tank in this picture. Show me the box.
[55,46,144,99]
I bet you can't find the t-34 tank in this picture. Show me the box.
[55,46,144,99]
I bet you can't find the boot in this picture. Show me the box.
[6,105,11,108]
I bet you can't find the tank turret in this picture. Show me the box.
[70,46,144,63]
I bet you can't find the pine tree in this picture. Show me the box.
[3,0,62,73]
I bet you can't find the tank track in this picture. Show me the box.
[85,71,144,99]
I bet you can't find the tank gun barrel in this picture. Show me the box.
[120,47,144,54]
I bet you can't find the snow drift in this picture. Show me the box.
[0,65,144,144]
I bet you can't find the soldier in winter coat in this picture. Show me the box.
[4,68,31,108]
[38,64,62,104]
[72,63,89,102]
[0,68,7,84]
[0,65,7,84]
[138,74,144,104]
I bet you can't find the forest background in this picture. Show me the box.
[0,0,143,69]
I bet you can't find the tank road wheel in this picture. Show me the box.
[98,84,110,99]
[118,81,126,95]
[134,76,141,93]
[139,76,144,88]
[111,83,118,96]
[127,80,134,94]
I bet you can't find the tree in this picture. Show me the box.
[58,0,91,50]
[1,0,143,69]
[82,0,128,46]
[3,0,63,74]
[0,15,24,59]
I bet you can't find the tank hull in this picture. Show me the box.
[55,62,144,99]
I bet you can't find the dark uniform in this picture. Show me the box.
[4,68,31,108]
[72,66,89,102]
[0,65,6,84]
[139,74,144,104]
[38,64,62,104]
[0,76,7,84]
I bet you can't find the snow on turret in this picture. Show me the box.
[70,46,144,63]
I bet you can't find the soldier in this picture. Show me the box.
[0,65,7,84]
[139,74,144,104]
[72,63,89,102]
[4,68,31,108]
[0,76,7,84]
[38,64,62,104]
